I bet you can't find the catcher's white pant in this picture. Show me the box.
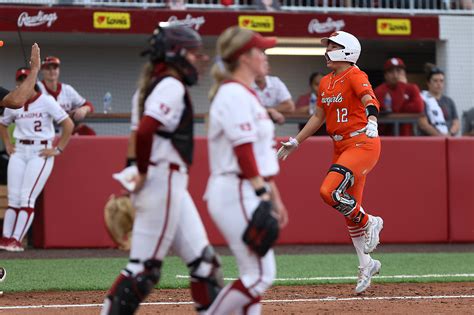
[127,162,209,274]
[206,175,276,298]
[3,142,54,241]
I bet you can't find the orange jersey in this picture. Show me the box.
[317,66,379,136]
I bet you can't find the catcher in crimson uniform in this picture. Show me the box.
[278,31,384,294]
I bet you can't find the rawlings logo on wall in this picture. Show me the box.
[165,14,206,31]
[308,17,345,34]
[17,11,58,28]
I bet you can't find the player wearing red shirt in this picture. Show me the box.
[278,31,384,294]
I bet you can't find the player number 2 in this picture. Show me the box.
[34,120,42,132]
[336,108,348,123]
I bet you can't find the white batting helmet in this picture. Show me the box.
[321,31,361,64]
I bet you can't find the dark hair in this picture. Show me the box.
[309,72,322,86]
[424,63,444,81]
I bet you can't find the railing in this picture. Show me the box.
[0,0,472,14]
[84,112,423,136]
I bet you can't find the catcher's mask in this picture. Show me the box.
[141,25,204,86]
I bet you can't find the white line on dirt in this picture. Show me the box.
[176,273,474,281]
[0,295,473,310]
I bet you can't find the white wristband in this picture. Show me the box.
[289,137,299,147]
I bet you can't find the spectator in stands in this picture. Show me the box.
[256,0,280,11]
[38,56,96,135]
[295,72,327,134]
[295,72,323,116]
[374,57,424,136]
[461,0,473,9]
[418,63,460,136]
[462,108,474,136]
[252,74,295,124]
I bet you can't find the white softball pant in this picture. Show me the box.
[206,174,276,297]
[3,142,54,240]
[126,162,209,274]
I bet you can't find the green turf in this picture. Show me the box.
[0,252,473,292]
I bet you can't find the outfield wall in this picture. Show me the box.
[32,137,474,248]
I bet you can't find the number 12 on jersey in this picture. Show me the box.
[336,108,348,123]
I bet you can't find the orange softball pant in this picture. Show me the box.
[319,134,381,227]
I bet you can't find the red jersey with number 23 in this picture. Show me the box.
[317,66,379,137]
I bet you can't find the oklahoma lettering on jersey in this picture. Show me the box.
[317,66,379,136]
[37,81,86,113]
[0,93,68,140]
[208,81,279,177]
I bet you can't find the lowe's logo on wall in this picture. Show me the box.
[238,16,274,32]
[377,19,411,36]
[93,12,131,30]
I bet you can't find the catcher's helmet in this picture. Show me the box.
[142,25,203,86]
[321,31,361,64]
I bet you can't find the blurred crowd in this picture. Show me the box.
[99,0,474,10]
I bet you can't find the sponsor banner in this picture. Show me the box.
[17,10,58,28]
[0,6,439,39]
[93,12,131,29]
[377,18,411,35]
[308,17,345,34]
[238,15,274,32]
[164,14,206,30]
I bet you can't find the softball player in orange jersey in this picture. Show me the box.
[278,31,384,294]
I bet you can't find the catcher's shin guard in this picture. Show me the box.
[188,246,224,312]
[101,259,162,315]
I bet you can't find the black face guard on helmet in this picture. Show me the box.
[141,25,202,86]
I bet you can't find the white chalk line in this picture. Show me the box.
[1,295,474,310]
[176,273,474,281]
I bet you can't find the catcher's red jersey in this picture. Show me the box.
[317,66,379,136]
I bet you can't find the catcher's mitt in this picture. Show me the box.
[104,194,135,251]
[242,200,279,257]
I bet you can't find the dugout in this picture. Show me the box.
[1,7,472,136]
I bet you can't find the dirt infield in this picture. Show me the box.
[1,282,473,314]
[1,245,473,314]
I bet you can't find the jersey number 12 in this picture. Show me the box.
[336,108,348,123]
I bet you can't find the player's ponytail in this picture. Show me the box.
[208,27,253,101]
[137,62,155,118]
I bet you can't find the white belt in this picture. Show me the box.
[331,128,366,142]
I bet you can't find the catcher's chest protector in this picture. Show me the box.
[146,75,194,165]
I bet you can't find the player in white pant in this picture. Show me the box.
[101,25,222,315]
[205,27,288,315]
[0,71,73,252]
